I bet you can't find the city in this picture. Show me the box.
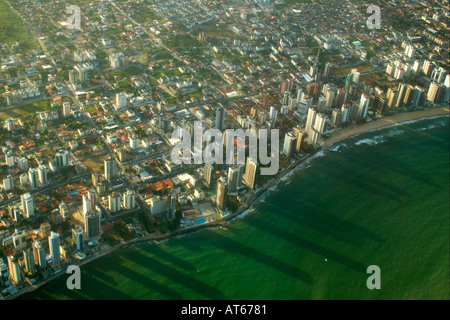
[0,0,448,300]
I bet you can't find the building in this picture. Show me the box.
[37,165,48,185]
[109,192,121,213]
[72,226,85,252]
[5,152,14,167]
[21,193,34,219]
[282,132,297,157]
[129,135,140,150]
[116,92,127,109]
[204,163,213,186]
[269,107,278,126]
[427,82,445,103]
[227,165,244,194]
[17,157,28,171]
[59,202,69,219]
[23,248,36,274]
[243,157,257,190]
[12,229,26,249]
[28,168,38,188]
[69,70,78,84]
[0,258,11,289]
[55,150,69,167]
[305,107,317,134]
[7,255,21,285]
[292,127,304,153]
[104,157,117,180]
[49,231,61,265]
[357,94,370,119]
[215,107,225,130]
[123,190,136,210]
[3,175,14,191]
[32,241,47,269]
[85,210,101,238]
[323,63,333,78]
[167,193,177,221]
[62,102,71,117]
[216,177,227,210]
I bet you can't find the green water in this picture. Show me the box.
[19,116,450,300]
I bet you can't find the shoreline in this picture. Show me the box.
[8,105,449,300]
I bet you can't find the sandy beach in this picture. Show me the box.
[323,106,450,148]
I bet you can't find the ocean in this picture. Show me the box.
[18,116,450,300]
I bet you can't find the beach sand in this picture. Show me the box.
[323,106,450,148]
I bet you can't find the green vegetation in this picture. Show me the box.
[113,221,134,241]
[0,0,38,50]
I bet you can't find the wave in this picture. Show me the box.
[354,136,385,146]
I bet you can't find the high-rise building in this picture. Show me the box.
[305,107,317,134]
[37,165,48,185]
[357,94,370,119]
[123,190,136,210]
[3,175,14,191]
[129,135,140,150]
[5,118,15,131]
[282,132,297,157]
[69,70,78,84]
[59,202,69,219]
[427,82,445,103]
[7,255,21,285]
[292,127,304,153]
[269,106,278,126]
[167,193,177,220]
[0,258,11,289]
[109,193,121,213]
[323,63,333,78]
[17,157,28,172]
[32,241,47,269]
[243,157,257,190]
[351,69,360,84]
[116,93,127,110]
[85,210,101,238]
[55,150,69,167]
[82,195,91,217]
[204,163,213,186]
[28,168,38,188]
[21,193,34,219]
[49,231,61,265]
[215,107,225,130]
[104,157,117,180]
[62,102,71,117]
[72,226,85,252]
[216,177,227,210]
[23,248,36,274]
[227,165,244,194]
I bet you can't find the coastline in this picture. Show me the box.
[8,105,449,300]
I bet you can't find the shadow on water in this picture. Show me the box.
[126,249,227,299]
[178,230,314,285]
[261,201,384,246]
[140,244,197,272]
[241,216,367,273]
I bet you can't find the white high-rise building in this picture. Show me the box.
[5,152,14,167]
[123,190,136,210]
[357,94,370,119]
[129,135,139,150]
[17,157,28,171]
[37,165,48,185]
[32,241,47,269]
[72,226,85,252]
[282,132,297,157]
[269,106,278,125]
[7,256,21,285]
[49,231,61,265]
[3,175,14,191]
[28,168,38,188]
[109,193,121,213]
[62,102,71,117]
[305,107,317,134]
[227,165,244,194]
[55,150,69,167]
[116,93,127,110]
[104,157,117,180]
[243,157,257,190]
[215,107,225,130]
[21,193,34,219]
